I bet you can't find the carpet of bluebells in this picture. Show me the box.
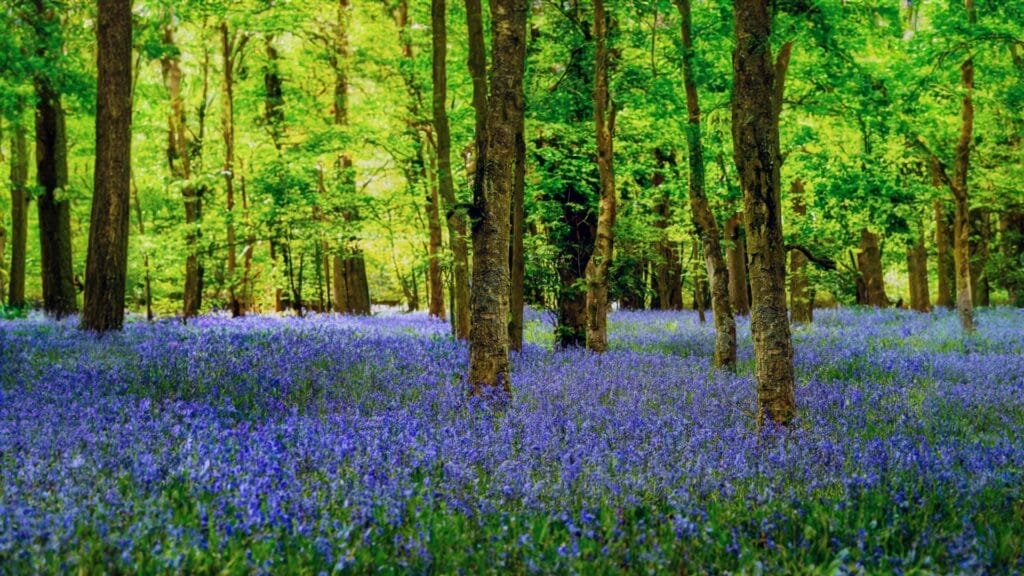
[1,307,1023,574]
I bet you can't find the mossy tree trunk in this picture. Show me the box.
[676,0,735,369]
[431,0,471,338]
[731,0,796,426]
[585,0,616,354]
[468,0,526,394]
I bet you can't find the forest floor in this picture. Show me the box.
[1,307,1022,573]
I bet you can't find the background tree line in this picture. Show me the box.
[1,0,1022,414]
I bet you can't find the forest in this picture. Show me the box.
[1,0,1023,573]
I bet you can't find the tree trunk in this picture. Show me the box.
[856,228,889,307]
[949,0,976,331]
[426,138,446,319]
[652,149,682,311]
[162,22,204,318]
[906,225,930,312]
[584,0,616,354]
[676,0,735,368]
[999,208,1024,306]
[7,112,28,308]
[220,22,246,316]
[35,80,77,318]
[732,0,795,426]
[83,0,133,331]
[130,174,153,321]
[468,0,526,394]
[789,180,812,323]
[432,0,471,338]
[968,207,990,307]
[465,0,489,222]
[725,212,751,316]
[264,38,285,151]
[933,196,955,308]
[691,241,706,323]
[329,0,371,315]
[509,75,527,351]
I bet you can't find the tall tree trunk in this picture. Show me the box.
[732,0,795,426]
[949,0,976,331]
[161,18,204,318]
[264,38,285,152]
[725,212,751,316]
[856,228,889,307]
[509,75,527,351]
[425,138,446,319]
[789,179,812,323]
[7,112,28,308]
[691,240,706,323]
[329,0,370,315]
[676,0,735,368]
[585,0,616,353]
[999,208,1024,306]
[393,0,445,320]
[131,174,153,321]
[906,223,930,312]
[32,0,77,317]
[83,0,133,331]
[465,0,489,219]
[220,22,246,316]
[968,207,990,306]
[933,195,955,308]
[652,150,683,310]
[468,0,526,394]
[35,81,77,318]
[432,0,471,338]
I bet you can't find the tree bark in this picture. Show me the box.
[652,149,682,310]
[432,0,471,338]
[950,0,976,331]
[31,0,77,318]
[426,138,446,319]
[933,195,955,308]
[35,79,77,317]
[789,179,812,322]
[968,207,990,306]
[468,0,526,394]
[329,0,371,315]
[7,111,28,308]
[725,212,751,316]
[676,0,735,368]
[220,22,245,316]
[856,228,889,307]
[998,208,1024,306]
[82,0,133,331]
[465,0,489,221]
[83,0,135,330]
[585,0,616,353]
[907,224,930,312]
[509,60,527,351]
[732,0,795,426]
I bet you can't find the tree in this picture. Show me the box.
[732,0,795,426]
[32,0,78,318]
[676,0,735,369]
[7,106,28,308]
[329,0,371,316]
[924,0,976,332]
[82,0,133,331]
[160,18,205,319]
[584,0,615,353]
[468,0,527,394]
[432,0,471,338]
